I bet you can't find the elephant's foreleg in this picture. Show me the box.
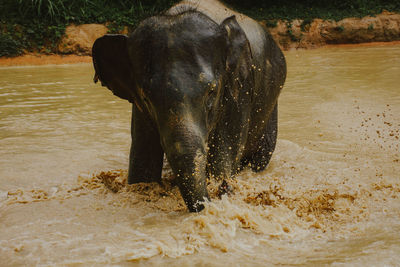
[128,105,164,184]
[244,103,278,172]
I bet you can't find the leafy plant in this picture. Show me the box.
[0,0,180,57]
[16,0,66,19]
[265,20,278,28]
[300,18,313,32]
[368,23,374,30]
[335,25,345,32]
[0,33,23,57]
[286,22,301,42]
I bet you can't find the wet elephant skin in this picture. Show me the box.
[92,1,286,212]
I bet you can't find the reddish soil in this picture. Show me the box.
[0,54,92,67]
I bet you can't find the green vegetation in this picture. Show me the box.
[335,25,345,32]
[368,23,374,30]
[300,18,313,32]
[228,0,400,22]
[0,32,23,57]
[286,22,301,42]
[1,0,400,57]
[0,0,179,56]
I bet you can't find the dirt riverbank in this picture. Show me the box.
[265,10,400,50]
[0,54,92,67]
[1,10,400,66]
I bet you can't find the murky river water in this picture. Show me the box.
[1,45,399,266]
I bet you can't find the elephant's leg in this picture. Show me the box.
[207,130,242,180]
[128,105,164,184]
[244,103,278,172]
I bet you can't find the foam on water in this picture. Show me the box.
[1,138,399,265]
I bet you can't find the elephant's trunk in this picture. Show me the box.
[168,151,209,212]
[161,123,209,212]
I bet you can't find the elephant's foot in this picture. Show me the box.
[127,174,161,184]
[217,180,233,198]
[250,153,272,172]
[127,157,163,184]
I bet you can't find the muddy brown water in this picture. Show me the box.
[1,45,399,266]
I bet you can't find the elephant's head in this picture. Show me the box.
[92,11,253,212]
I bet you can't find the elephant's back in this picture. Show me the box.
[173,0,250,24]
[171,0,267,59]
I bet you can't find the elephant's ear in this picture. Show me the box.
[220,16,254,102]
[92,34,135,103]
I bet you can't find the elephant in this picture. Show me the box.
[92,0,286,212]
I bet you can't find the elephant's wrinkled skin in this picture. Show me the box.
[92,0,286,212]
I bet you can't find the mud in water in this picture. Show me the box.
[1,45,400,266]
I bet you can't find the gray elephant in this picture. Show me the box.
[92,0,286,212]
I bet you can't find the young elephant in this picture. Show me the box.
[92,0,286,212]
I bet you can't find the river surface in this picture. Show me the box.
[1,45,399,266]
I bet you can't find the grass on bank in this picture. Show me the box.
[0,0,179,57]
[1,0,400,57]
